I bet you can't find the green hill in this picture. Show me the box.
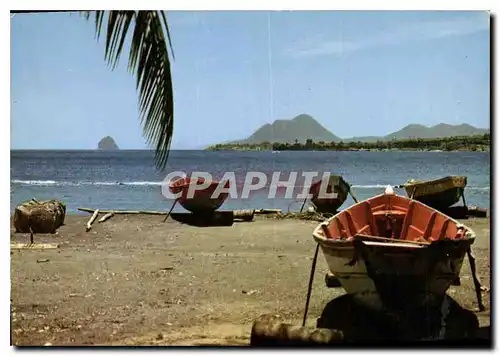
[235,114,340,144]
[382,123,489,140]
[342,123,489,142]
[212,115,489,147]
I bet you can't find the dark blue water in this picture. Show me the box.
[10,150,490,214]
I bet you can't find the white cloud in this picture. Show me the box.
[288,14,490,58]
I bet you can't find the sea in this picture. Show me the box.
[10,150,491,215]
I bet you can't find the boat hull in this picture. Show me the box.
[177,193,228,214]
[310,175,350,214]
[312,190,475,312]
[318,239,472,311]
[170,178,229,214]
[403,176,467,210]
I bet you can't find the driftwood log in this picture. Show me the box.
[14,199,66,233]
[78,208,255,223]
[98,212,115,223]
[85,209,100,232]
[233,209,255,222]
[78,208,167,215]
[11,243,59,250]
[254,209,282,215]
[250,314,344,346]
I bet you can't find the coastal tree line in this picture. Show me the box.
[207,134,490,152]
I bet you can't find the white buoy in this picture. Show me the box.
[384,185,395,195]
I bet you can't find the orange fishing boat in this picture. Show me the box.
[312,186,475,311]
[169,177,230,214]
[308,174,351,214]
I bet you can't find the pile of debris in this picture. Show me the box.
[13,199,66,234]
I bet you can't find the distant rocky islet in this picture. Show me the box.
[97,136,119,150]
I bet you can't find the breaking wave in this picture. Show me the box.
[352,184,489,191]
[11,180,164,187]
[10,180,490,191]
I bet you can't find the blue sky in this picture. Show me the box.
[11,10,490,149]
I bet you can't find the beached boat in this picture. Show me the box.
[399,176,467,210]
[169,177,230,214]
[312,186,475,312]
[309,175,351,214]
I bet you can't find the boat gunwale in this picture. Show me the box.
[316,235,476,250]
[309,175,351,197]
[169,177,229,191]
[312,192,477,246]
[401,175,467,189]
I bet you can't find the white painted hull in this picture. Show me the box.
[319,244,383,310]
[319,241,469,312]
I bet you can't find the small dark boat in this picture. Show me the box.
[399,176,467,210]
[309,175,351,214]
[312,186,475,312]
[169,177,230,214]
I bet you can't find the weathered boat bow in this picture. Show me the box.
[399,176,468,211]
[251,186,487,344]
[312,186,478,312]
[307,174,354,214]
[168,176,230,214]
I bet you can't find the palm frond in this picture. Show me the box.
[85,10,174,170]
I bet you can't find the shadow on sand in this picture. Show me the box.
[169,211,235,227]
[316,293,490,345]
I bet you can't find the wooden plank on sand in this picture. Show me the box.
[254,209,282,214]
[78,208,168,215]
[11,243,59,249]
[98,212,115,223]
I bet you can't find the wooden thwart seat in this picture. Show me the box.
[400,201,452,241]
[345,201,378,236]
[422,211,437,240]
[400,201,416,240]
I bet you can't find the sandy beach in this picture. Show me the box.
[10,214,491,346]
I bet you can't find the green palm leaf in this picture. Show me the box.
[83,11,175,170]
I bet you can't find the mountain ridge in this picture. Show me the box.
[233,114,341,144]
[226,115,489,145]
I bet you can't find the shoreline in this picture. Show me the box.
[11,148,491,153]
[10,214,490,345]
[206,134,490,152]
[206,148,490,153]
[11,204,492,219]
